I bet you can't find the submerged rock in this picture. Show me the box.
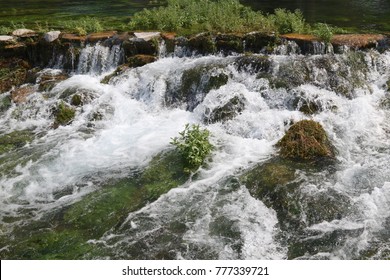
[276,120,335,160]
[166,63,229,111]
[0,130,33,154]
[54,102,75,127]
[204,95,245,123]
[10,85,35,103]
[234,54,271,73]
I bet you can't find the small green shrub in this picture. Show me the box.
[0,25,13,35]
[311,23,333,43]
[171,123,213,172]
[129,0,272,34]
[271,8,307,34]
[61,17,103,35]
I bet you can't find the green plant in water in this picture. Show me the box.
[171,123,213,172]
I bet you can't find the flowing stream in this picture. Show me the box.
[1,41,390,259]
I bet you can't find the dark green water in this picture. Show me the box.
[0,0,389,31]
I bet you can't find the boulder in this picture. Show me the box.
[276,120,335,160]
[44,31,61,43]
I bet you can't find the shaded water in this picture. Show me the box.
[1,40,390,259]
[0,0,389,31]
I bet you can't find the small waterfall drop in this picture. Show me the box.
[77,43,123,75]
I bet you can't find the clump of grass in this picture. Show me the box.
[61,17,103,35]
[271,8,307,34]
[310,23,334,43]
[276,120,335,160]
[0,25,13,35]
[55,102,75,126]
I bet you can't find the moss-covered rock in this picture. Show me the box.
[0,150,189,259]
[64,150,187,238]
[276,120,335,160]
[0,130,34,154]
[0,58,31,93]
[293,96,321,115]
[70,94,83,106]
[166,63,229,111]
[234,54,271,74]
[0,95,12,112]
[240,158,300,230]
[100,64,130,84]
[127,54,157,68]
[54,102,75,126]
[188,33,216,55]
[243,32,278,53]
[215,34,244,55]
[204,95,245,123]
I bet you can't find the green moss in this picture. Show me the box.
[0,130,33,155]
[54,102,75,126]
[64,150,188,238]
[70,94,82,106]
[1,150,189,259]
[240,158,301,231]
[276,120,335,160]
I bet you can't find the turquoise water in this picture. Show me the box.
[0,0,389,31]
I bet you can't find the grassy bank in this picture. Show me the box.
[0,0,349,41]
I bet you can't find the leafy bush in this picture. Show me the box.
[129,0,272,34]
[171,123,213,172]
[311,23,334,43]
[270,8,307,34]
[61,17,103,35]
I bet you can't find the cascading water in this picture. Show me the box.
[1,41,390,260]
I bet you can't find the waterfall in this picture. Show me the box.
[77,43,123,75]
[1,45,390,260]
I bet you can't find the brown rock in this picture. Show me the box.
[60,33,86,44]
[127,54,157,68]
[331,34,386,49]
[11,85,35,103]
[86,31,117,43]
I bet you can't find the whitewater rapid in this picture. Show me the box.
[1,43,390,259]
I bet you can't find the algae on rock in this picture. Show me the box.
[276,120,335,160]
[54,101,75,126]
